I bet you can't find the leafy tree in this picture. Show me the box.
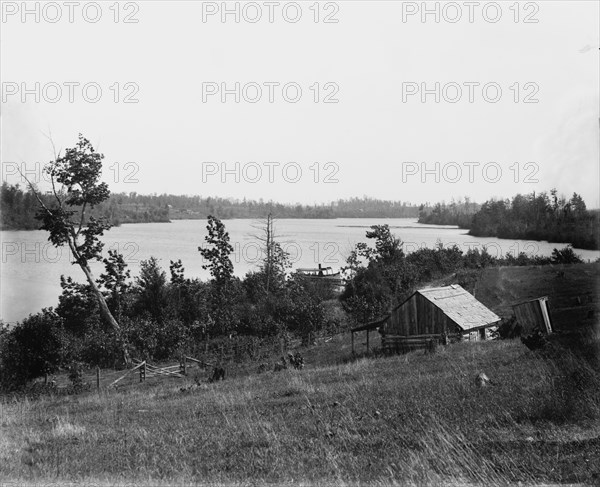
[166,260,210,327]
[199,215,234,285]
[55,276,100,335]
[198,216,239,335]
[0,309,68,388]
[284,273,326,344]
[98,250,131,321]
[20,135,130,364]
[122,315,186,361]
[340,265,393,323]
[169,259,186,286]
[570,192,587,216]
[551,246,583,264]
[362,224,404,264]
[134,257,167,322]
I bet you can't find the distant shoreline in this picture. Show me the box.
[3,218,597,254]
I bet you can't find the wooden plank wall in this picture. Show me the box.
[514,300,547,334]
[382,293,458,336]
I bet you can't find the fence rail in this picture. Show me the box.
[109,361,147,387]
[381,333,460,354]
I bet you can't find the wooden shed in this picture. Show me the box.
[378,284,501,353]
[512,296,553,335]
[351,315,390,355]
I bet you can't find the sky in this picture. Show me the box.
[1,0,599,207]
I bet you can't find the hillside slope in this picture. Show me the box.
[475,263,600,331]
[444,263,599,331]
[1,339,599,485]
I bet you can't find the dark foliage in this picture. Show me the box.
[340,224,585,325]
[418,198,480,227]
[418,190,598,251]
[521,331,548,351]
[2,183,423,230]
[496,317,522,339]
[550,246,584,264]
[0,310,68,389]
[469,190,598,250]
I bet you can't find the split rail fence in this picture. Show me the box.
[108,357,213,388]
[381,333,461,354]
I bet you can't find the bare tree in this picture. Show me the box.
[252,213,290,294]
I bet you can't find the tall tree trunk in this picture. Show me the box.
[69,240,131,367]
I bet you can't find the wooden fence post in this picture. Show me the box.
[139,361,146,383]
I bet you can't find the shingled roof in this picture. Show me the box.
[417,284,500,331]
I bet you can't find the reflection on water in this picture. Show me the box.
[2,218,598,324]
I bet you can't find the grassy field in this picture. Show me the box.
[1,263,598,485]
[1,333,599,486]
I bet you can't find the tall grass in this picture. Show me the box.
[1,338,598,485]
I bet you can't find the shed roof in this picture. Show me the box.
[351,315,390,332]
[415,284,500,331]
[512,296,549,309]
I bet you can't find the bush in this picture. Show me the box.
[123,316,187,361]
[496,316,522,339]
[78,327,123,368]
[67,361,87,393]
[551,246,583,264]
[0,309,68,391]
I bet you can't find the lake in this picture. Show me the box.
[2,218,598,324]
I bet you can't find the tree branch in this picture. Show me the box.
[40,128,60,162]
[38,131,65,211]
[15,165,52,217]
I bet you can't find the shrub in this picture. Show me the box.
[122,316,187,361]
[0,309,68,391]
[78,327,123,368]
[496,316,522,339]
[551,246,583,264]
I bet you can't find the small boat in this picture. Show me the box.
[297,264,345,292]
[297,263,341,278]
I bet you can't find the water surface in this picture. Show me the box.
[2,218,598,324]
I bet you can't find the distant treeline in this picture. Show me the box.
[3,183,597,250]
[1,184,419,229]
[418,198,480,228]
[156,194,419,220]
[0,182,170,230]
[418,191,599,250]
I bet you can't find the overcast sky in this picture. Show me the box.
[1,1,598,206]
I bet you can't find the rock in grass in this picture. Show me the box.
[475,372,491,387]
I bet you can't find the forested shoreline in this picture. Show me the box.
[2,182,598,250]
[418,191,599,250]
[0,182,419,230]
